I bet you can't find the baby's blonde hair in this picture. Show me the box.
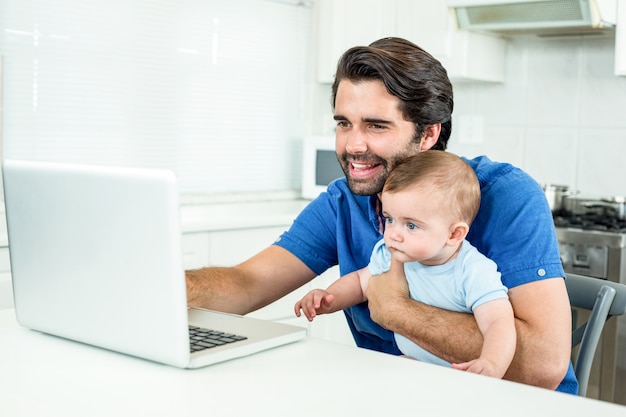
[383,150,480,225]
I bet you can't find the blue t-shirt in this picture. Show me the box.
[274,155,577,394]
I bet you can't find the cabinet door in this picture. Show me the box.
[393,1,506,83]
[394,0,451,58]
[317,0,396,83]
[181,233,211,270]
[208,227,285,266]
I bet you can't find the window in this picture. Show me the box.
[0,0,311,195]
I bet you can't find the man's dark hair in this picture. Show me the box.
[331,37,453,150]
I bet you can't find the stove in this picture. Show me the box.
[555,212,626,404]
[555,213,626,234]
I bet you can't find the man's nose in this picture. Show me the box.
[345,130,367,154]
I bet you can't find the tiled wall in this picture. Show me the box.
[448,35,626,199]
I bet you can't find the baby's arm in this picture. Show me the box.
[294,267,372,321]
[451,298,516,378]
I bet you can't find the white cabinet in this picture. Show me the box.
[207,227,286,266]
[315,0,506,83]
[393,0,452,58]
[181,233,211,270]
[316,0,396,83]
[394,0,506,82]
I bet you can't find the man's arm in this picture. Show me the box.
[452,298,516,378]
[186,245,317,315]
[366,260,571,389]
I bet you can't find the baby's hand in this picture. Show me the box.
[452,359,504,379]
[294,289,335,321]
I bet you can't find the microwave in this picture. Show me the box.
[301,136,345,200]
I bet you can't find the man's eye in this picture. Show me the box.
[336,121,350,128]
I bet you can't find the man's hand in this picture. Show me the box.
[366,254,484,369]
[366,256,411,329]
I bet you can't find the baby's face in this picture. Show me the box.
[381,186,455,266]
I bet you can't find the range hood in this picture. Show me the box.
[448,0,617,36]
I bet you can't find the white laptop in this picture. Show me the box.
[2,159,306,368]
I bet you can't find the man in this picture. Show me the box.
[186,37,576,393]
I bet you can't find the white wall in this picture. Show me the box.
[450,35,626,199]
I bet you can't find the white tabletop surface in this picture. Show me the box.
[1,309,625,417]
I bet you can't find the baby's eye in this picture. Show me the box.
[407,223,417,230]
[385,217,394,224]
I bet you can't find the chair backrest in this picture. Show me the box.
[565,273,626,397]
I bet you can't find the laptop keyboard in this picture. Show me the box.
[188,325,248,353]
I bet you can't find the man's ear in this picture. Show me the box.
[448,222,469,246]
[419,123,442,151]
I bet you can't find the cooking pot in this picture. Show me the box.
[562,195,599,216]
[543,184,577,214]
[583,196,626,220]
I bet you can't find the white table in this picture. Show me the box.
[1,309,625,417]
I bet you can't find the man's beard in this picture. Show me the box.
[338,150,416,196]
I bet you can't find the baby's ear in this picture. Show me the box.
[448,222,469,245]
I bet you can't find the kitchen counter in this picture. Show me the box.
[179,198,308,233]
[0,194,310,246]
[1,308,625,416]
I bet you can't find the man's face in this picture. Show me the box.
[333,79,422,196]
